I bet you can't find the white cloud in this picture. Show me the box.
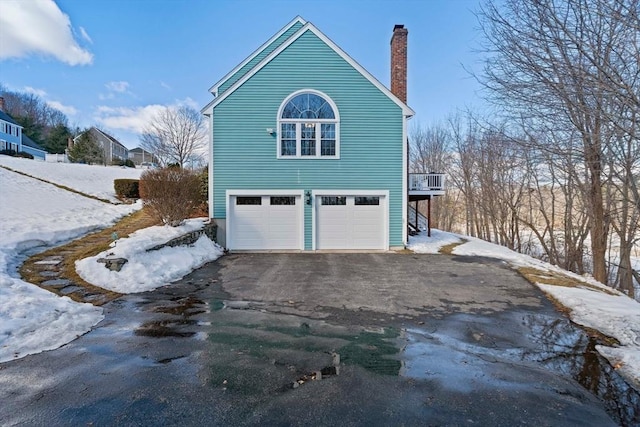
[22,86,77,116]
[0,0,93,66]
[105,81,130,93]
[94,99,198,134]
[24,86,48,97]
[160,81,172,90]
[46,100,77,116]
[79,26,92,44]
[95,104,166,134]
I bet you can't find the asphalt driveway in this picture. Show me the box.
[1,253,635,426]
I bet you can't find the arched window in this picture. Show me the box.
[277,90,339,158]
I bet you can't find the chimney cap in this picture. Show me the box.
[393,24,405,31]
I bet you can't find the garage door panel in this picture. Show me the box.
[229,194,301,250]
[316,194,385,250]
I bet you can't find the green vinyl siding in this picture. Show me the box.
[213,29,404,248]
[218,21,305,96]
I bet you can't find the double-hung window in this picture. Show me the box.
[278,91,339,159]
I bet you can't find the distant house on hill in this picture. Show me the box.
[128,147,158,166]
[71,127,129,165]
[0,97,48,161]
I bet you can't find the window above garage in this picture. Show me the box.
[277,90,340,159]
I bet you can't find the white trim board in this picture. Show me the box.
[208,16,307,96]
[202,22,415,117]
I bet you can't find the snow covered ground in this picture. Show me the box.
[409,230,640,390]
[0,156,224,363]
[0,164,138,363]
[76,219,224,293]
[2,154,637,392]
[0,156,143,203]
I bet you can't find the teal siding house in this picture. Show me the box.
[203,17,416,251]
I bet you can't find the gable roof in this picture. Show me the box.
[22,134,47,152]
[75,127,128,150]
[202,19,414,117]
[209,16,307,96]
[129,146,153,154]
[0,110,21,126]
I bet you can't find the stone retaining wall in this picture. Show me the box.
[146,222,218,252]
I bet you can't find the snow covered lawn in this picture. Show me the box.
[409,231,640,390]
[0,156,225,364]
[0,165,139,363]
[0,156,143,203]
[76,219,224,293]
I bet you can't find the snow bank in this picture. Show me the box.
[0,155,143,203]
[76,218,224,293]
[0,167,139,363]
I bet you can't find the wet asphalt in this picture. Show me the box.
[0,253,638,426]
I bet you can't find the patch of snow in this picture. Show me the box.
[76,218,224,294]
[406,229,463,254]
[409,230,640,390]
[0,155,143,203]
[0,167,140,363]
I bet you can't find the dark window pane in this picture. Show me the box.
[281,123,296,156]
[236,196,262,205]
[301,123,315,156]
[355,196,380,205]
[321,196,346,206]
[281,93,336,119]
[301,141,315,156]
[281,140,296,156]
[271,196,296,205]
[317,102,335,119]
[321,140,335,156]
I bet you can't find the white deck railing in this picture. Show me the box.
[409,173,445,191]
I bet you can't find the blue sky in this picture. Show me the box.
[0,0,484,148]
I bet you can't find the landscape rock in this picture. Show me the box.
[97,257,128,272]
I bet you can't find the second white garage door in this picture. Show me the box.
[316,194,386,250]
[228,194,303,250]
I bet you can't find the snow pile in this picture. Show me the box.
[0,167,139,363]
[404,229,462,254]
[76,219,224,294]
[0,155,143,203]
[409,230,640,390]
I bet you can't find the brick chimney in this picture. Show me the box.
[390,24,408,104]
[0,96,5,112]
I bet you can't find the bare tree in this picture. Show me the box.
[476,0,640,292]
[140,106,207,169]
[409,122,455,229]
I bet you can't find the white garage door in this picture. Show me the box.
[316,195,386,250]
[229,194,302,250]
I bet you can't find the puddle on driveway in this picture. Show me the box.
[134,296,207,338]
[127,286,638,425]
[400,313,639,425]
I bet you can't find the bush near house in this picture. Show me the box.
[114,179,140,199]
[112,158,136,168]
[139,168,201,226]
